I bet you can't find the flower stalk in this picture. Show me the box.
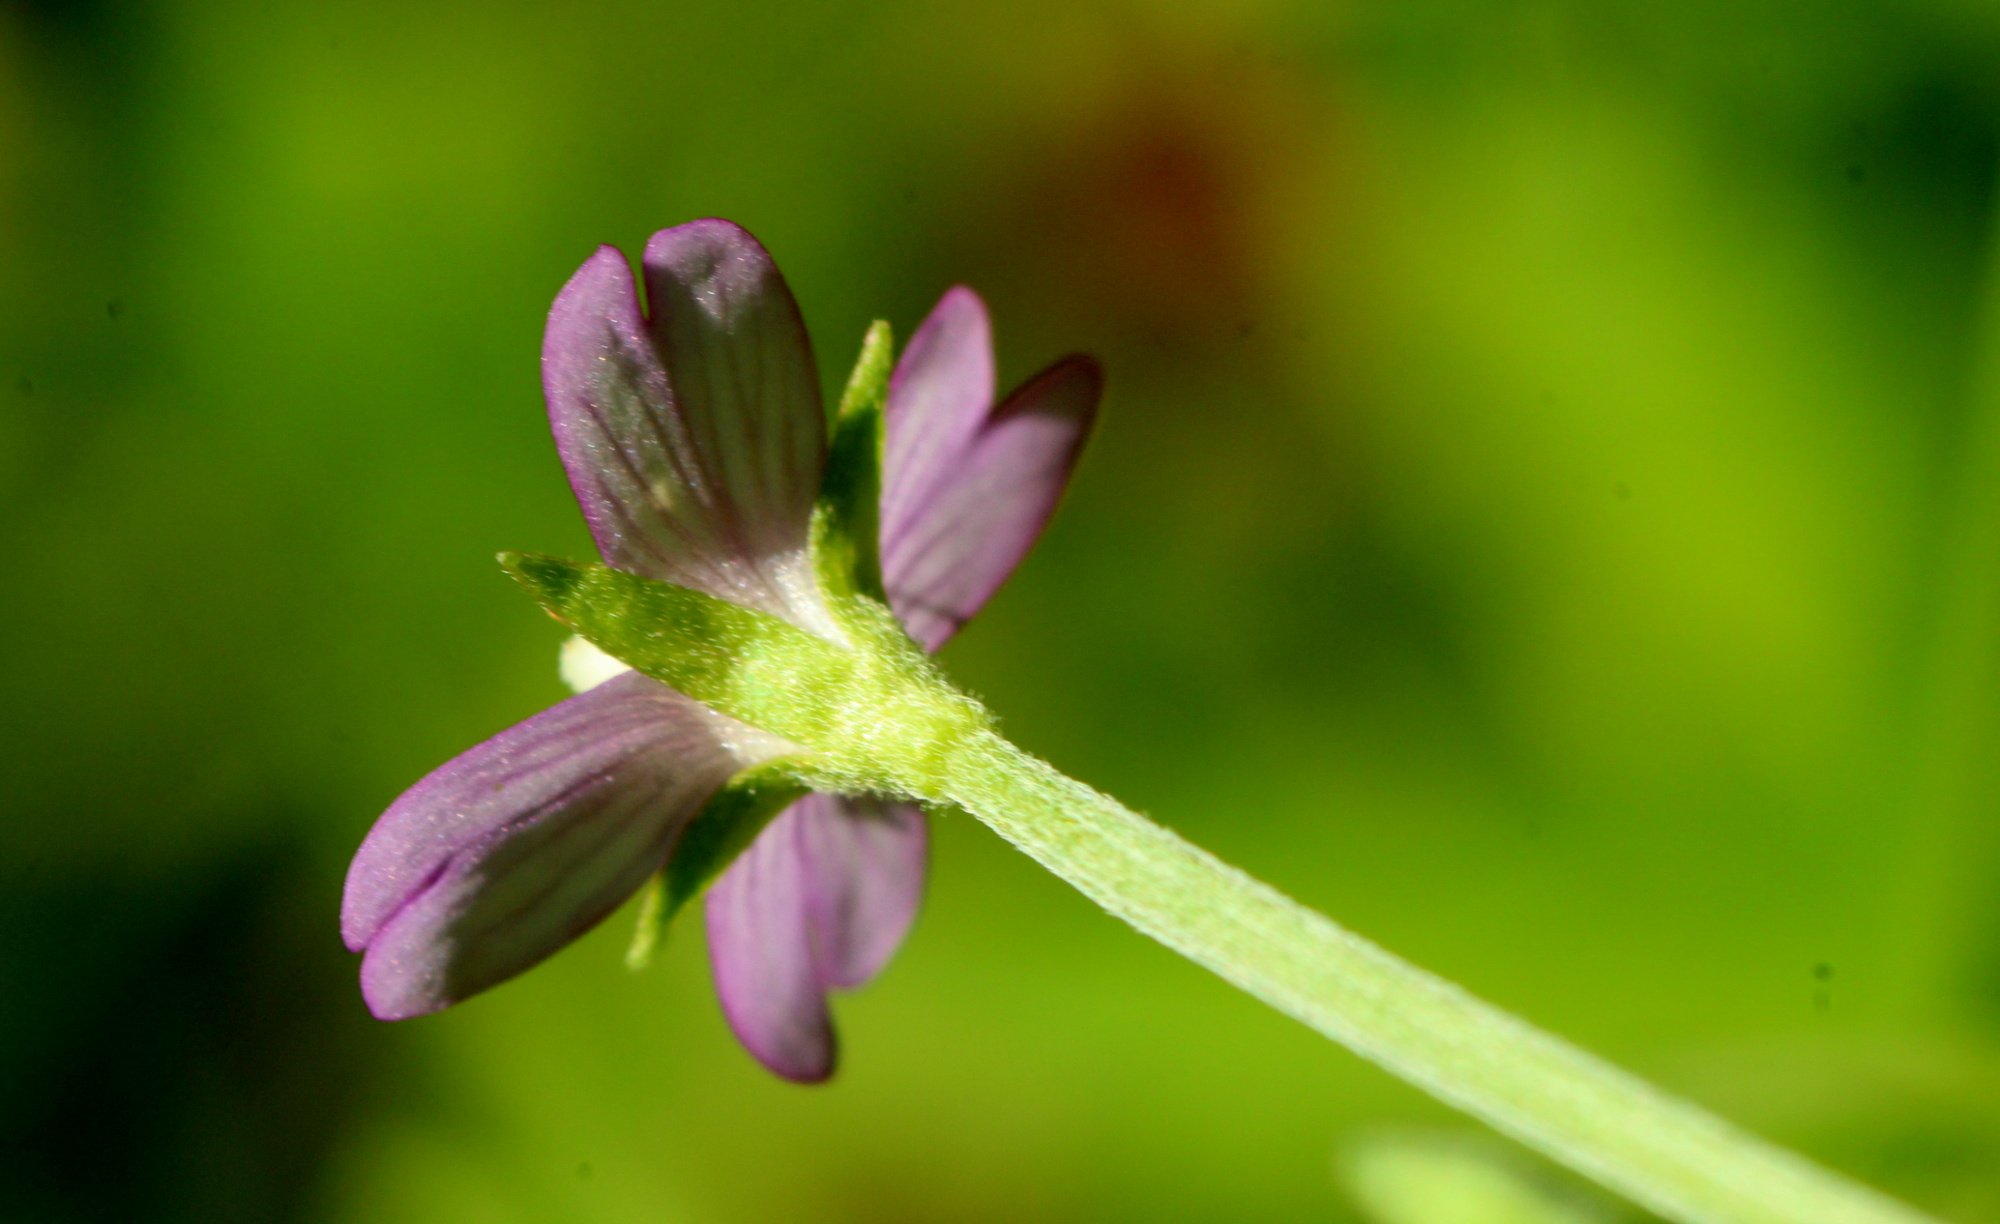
[352,220,1944,1221]
[507,300,1942,1218]
[534,546,1940,1224]
[920,734,1939,1224]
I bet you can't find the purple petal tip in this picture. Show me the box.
[640,219,777,292]
[358,948,448,1022]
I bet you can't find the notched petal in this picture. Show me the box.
[541,224,829,626]
[702,795,928,1082]
[883,351,1101,651]
[343,674,772,1020]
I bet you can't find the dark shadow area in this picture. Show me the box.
[0,833,378,1224]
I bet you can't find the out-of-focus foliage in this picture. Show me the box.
[5,1,2000,1221]
[1341,1131,1616,1224]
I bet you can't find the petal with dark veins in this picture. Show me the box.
[543,222,826,624]
[343,673,785,1020]
[883,334,1100,651]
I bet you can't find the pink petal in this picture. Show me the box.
[796,795,928,990]
[343,674,766,1020]
[705,802,834,1082]
[704,794,927,1080]
[883,346,1101,651]
[542,222,826,622]
[641,222,826,570]
[881,286,996,551]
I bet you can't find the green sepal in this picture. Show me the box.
[499,552,859,747]
[500,552,992,795]
[623,873,668,970]
[625,761,811,969]
[663,761,810,917]
[811,321,892,604]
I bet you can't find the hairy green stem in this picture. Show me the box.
[904,728,1938,1224]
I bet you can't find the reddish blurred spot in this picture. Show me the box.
[944,50,1348,357]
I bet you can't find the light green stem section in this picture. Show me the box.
[906,728,1939,1224]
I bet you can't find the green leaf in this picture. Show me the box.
[1341,1132,1613,1224]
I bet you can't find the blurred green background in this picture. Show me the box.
[6,0,2000,1220]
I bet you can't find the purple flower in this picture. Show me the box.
[341,220,1099,1082]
